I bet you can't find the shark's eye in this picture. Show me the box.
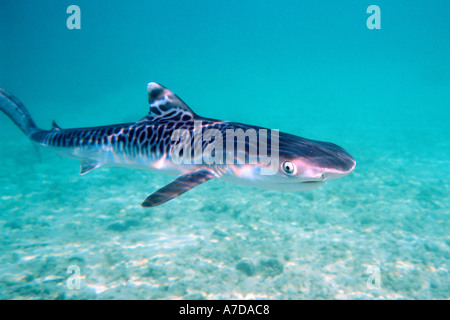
[282,161,296,175]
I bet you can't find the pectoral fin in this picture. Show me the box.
[142,170,216,208]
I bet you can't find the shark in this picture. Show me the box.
[0,83,356,207]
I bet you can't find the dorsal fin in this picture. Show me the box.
[51,120,62,130]
[147,82,197,119]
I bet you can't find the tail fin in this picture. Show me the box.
[0,88,40,137]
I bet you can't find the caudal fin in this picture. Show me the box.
[0,88,40,137]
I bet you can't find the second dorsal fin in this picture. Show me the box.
[51,120,62,130]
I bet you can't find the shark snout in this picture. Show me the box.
[315,151,356,181]
[321,161,355,180]
[295,140,356,182]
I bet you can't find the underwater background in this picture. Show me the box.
[0,0,448,299]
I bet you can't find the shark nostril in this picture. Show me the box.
[321,172,337,181]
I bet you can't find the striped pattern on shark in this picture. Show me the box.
[0,83,356,207]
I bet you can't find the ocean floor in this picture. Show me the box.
[0,131,448,300]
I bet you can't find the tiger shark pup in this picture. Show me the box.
[0,83,355,207]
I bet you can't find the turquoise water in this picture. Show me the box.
[0,1,448,299]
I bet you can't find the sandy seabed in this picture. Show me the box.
[0,137,448,300]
